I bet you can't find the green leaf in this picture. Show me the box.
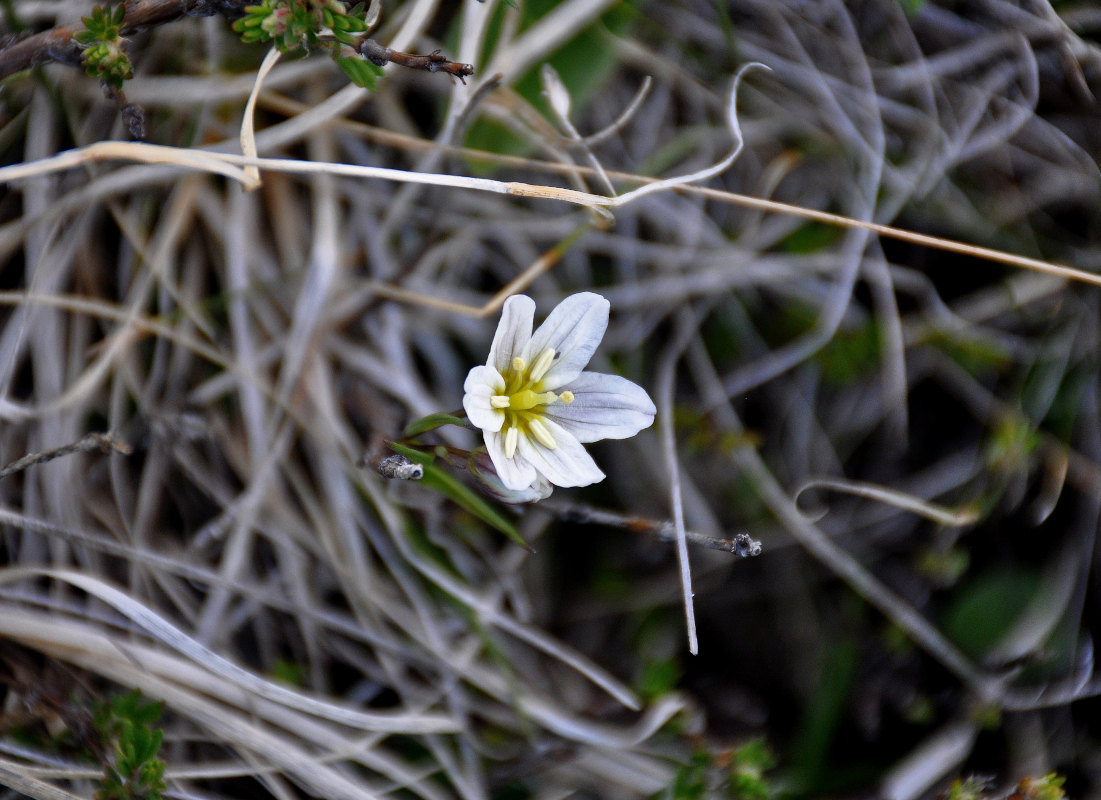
[787,631,858,794]
[781,220,842,254]
[340,13,366,31]
[941,568,1042,657]
[638,659,681,701]
[402,412,468,438]
[388,442,532,551]
[334,54,383,89]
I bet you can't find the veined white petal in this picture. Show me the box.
[464,364,506,394]
[488,295,535,375]
[545,371,656,443]
[485,429,538,491]
[515,417,605,488]
[522,293,608,387]
[463,365,506,432]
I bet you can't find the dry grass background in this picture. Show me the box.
[2,0,1101,798]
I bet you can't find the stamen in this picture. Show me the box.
[511,357,526,374]
[528,348,556,382]
[490,395,511,409]
[558,390,574,404]
[528,418,556,450]
[504,427,519,458]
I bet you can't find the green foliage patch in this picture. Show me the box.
[93,690,167,800]
[655,740,777,800]
[233,0,384,88]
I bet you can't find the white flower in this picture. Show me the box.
[463,292,656,492]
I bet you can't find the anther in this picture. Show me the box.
[504,427,519,458]
[511,357,526,374]
[528,418,556,450]
[558,391,574,404]
[528,348,556,382]
[490,395,511,409]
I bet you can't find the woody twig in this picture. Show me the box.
[357,38,474,84]
[0,0,474,84]
[543,499,763,557]
[0,432,131,480]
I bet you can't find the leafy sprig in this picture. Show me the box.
[233,0,365,49]
[74,5,132,91]
[93,690,167,800]
[655,741,777,800]
[232,0,383,87]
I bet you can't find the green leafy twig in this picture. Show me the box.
[656,741,777,800]
[74,4,132,91]
[232,0,396,89]
[0,0,469,92]
[231,0,474,90]
[232,0,366,51]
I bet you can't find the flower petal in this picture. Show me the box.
[485,429,538,491]
[522,292,609,387]
[545,371,656,443]
[514,417,605,488]
[463,365,505,432]
[469,449,553,504]
[488,294,535,375]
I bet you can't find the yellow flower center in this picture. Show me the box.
[491,349,574,457]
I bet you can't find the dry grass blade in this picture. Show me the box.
[0,568,459,733]
[0,757,88,800]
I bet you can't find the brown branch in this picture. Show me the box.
[0,432,132,480]
[357,39,475,84]
[0,0,245,81]
[542,499,763,557]
[2,3,474,88]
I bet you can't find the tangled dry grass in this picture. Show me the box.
[2,0,1101,798]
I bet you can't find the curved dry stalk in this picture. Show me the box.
[794,477,981,528]
[0,66,755,209]
[239,45,282,191]
[4,141,1094,327]
[749,444,1000,700]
